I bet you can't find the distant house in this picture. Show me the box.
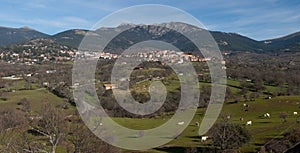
[43,82,49,87]
[221,60,226,65]
[160,62,166,66]
[103,84,118,90]
[46,70,56,74]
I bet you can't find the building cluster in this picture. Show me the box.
[120,50,213,64]
[78,50,214,64]
[75,51,118,60]
[0,44,76,65]
[1,47,227,66]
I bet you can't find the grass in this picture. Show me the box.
[0,80,39,92]
[131,74,181,94]
[1,79,300,153]
[0,88,75,114]
[221,97,300,152]
[127,78,299,151]
[108,96,300,153]
[226,79,241,87]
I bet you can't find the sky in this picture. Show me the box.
[0,0,300,40]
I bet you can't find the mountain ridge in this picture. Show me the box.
[1,22,300,53]
[0,26,49,46]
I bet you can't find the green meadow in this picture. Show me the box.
[0,79,299,153]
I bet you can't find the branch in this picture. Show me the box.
[22,148,34,153]
[29,126,50,138]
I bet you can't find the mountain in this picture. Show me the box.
[0,26,49,46]
[50,24,139,49]
[47,22,283,54]
[97,23,199,54]
[49,22,268,54]
[211,31,266,52]
[262,32,300,52]
[50,29,89,48]
[1,22,300,54]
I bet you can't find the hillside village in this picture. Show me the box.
[0,39,222,65]
[0,23,300,153]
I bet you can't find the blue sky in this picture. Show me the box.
[0,0,300,40]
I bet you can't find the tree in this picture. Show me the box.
[17,98,31,112]
[0,128,19,152]
[265,128,300,152]
[0,128,45,153]
[184,147,198,153]
[68,122,119,153]
[249,92,260,101]
[0,91,8,101]
[0,80,5,88]
[0,108,29,152]
[280,112,289,122]
[0,108,27,132]
[259,146,266,153]
[253,79,266,92]
[30,104,66,153]
[225,87,233,101]
[208,120,251,150]
[239,88,249,101]
[240,80,251,89]
[284,128,300,144]
[199,86,211,107]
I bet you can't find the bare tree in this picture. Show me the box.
[280,112,288,122]
[0,128,45,153]
[0,108,27,132]
[0,91,8,101]
[0,108,29,152]
[30,104,66,153]
[17,98,31,112]
[67,122,119,153]
[0,128,19,153]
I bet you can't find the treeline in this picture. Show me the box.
[227,52,300,96]
[0,104,119,153]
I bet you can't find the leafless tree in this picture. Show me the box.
[0,128,19,153]
[279,112,288,122]
[18,98,31,112]
[0,108,29,152]
[67,122,119,153]
[0,108,27,132]
[1,128,45,153]
[30,104,66,153]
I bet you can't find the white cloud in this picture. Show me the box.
[0,13,92,29]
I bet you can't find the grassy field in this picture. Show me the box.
[0,80,39,92]
[0,88,75,115]
[113,96,300,152]
[119,78,299,152]
[0,79,299,153]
